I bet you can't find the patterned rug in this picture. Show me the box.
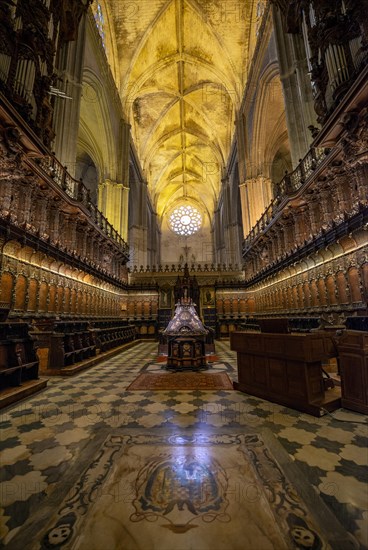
[126,371,234,390]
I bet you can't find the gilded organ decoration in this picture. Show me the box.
[0,0,92,147]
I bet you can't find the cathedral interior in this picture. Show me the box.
[0,1,367,549]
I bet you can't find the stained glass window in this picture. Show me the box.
[169,205,202,236]
[94,2,106,50]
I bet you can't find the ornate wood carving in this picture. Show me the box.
[60,0,93,43]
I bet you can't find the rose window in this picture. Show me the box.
[169,205,202,236]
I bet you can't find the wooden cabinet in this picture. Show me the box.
[230,331,341,417]
[337,330,368,414]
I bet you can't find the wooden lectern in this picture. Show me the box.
[230,330,341,417]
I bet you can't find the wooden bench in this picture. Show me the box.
[337,326,368,414]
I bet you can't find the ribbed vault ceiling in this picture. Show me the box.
[105,0,258,221]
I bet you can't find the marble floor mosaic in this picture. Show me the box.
[0,341,367,549]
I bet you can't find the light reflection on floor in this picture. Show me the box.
[1,341,367,549]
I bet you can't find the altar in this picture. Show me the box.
[167,336,206,369]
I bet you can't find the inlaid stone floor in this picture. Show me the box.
[0,341,367,549]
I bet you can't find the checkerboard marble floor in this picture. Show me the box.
[1,341,367,549]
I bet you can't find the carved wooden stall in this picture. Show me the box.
[0,322,47,407]
[49,321,96,369]
[337,330,368,414]
[91,321,136,354]
[0,323,39,387]
[31,319,136,374]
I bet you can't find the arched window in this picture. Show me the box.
[93,2,106,50]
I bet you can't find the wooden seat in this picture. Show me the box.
[47,320,135,369]
[0,365,22,389]
[0,323,39,391]
[92,322,135,353]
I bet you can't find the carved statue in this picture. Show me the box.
[0,126,22,166]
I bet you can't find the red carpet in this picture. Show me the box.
[126,372,233,390]
[155,354,219,363]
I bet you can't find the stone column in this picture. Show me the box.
[222,176,234,264]
[239,181,251,239]
[98,121,131,241]
[127,175,149,268]
[119,120,131,225]
[235,113,247,184]
[240,176,272,237]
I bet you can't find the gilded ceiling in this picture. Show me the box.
[102,0,260,223]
